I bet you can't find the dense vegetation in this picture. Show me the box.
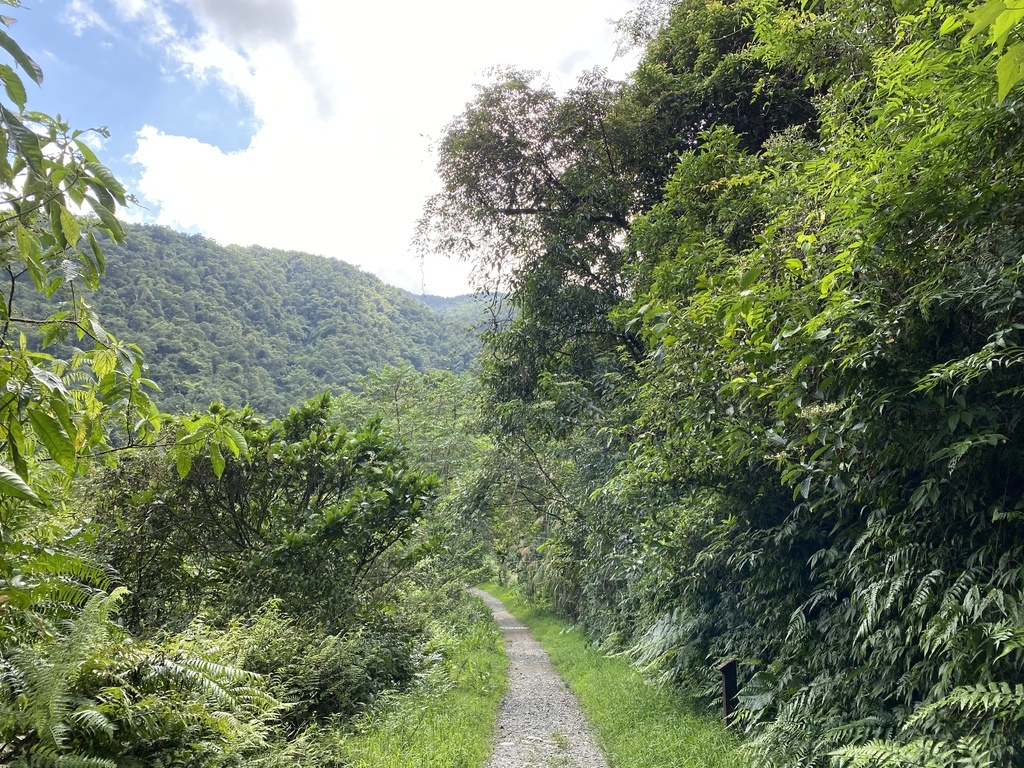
[8,0,1024,765]
[0,7,491,765]
[421,0,1024,765]
[15,223,481,414]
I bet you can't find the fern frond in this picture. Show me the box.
[908,682,1024,726]
[23,748,119,768]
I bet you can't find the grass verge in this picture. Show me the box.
[329,592,506,768]
[480,582,745,768]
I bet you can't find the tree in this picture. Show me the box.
[93,395,439,633]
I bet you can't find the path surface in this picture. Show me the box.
[470,588,609,768]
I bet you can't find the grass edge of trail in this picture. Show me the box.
[479,582,746,768]
[329,592,507,768]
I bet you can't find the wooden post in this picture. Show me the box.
[716,658,738,724]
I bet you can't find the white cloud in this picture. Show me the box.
[121,0,639,296]
[184,0,299,47]
[63,0,113,35]
[109,0,176,41]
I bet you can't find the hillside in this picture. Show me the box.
[50,225,482,414]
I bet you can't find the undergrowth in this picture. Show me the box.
[327,590,506,768]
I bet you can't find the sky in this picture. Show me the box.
[9,0,641,296]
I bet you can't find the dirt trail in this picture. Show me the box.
[471,588,608,768]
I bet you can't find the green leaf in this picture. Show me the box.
[16,224,45,292]
[222,425,249,460]
[991,6,1024,49]
[59,207,80,249]
[939,14,964,36]
[49,397,76,445]
[27,408,76,470]
[87,231,106,276]
[0,62,25,109]
[0,461,39,503]
[79,247,100,290]
[84,196,123,242]
[966,0,1008,41]
[0,27,42,85]
[996,42,1024,101]
[0,104,42,172]
[176,423,214,447]
[739,265,762,290]
[176,451,193,479]
[210,442,226,479]
[84,161,126,206]
[73,138,100,165]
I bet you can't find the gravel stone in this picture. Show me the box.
[471,588,609,768]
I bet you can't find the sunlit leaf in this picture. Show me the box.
[0,461,39,503]
[27,408,76,470]
[222,425,249,459]
[997,41,1024,100]
[176,451,193,479]
[84,161,127,207]
[0,62,25,109]
[59,207,80,249]
[210,442,226,478]
[0,27,42,85]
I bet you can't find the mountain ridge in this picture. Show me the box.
[49,224,481,414]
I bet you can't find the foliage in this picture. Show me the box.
[10,223,481,415]
[177,602,419,735]
[426,0,1024,765]
[0,8,454,765]
[330,591,505,768]
[962,0,1024,101]
[92,394,439,633]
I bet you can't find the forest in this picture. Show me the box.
[11,223,481,414]
[3,0,1024,766]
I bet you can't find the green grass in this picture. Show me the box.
[480,583,746,768]
[330,595,507,768]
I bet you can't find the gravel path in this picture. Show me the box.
[470,588,609,768]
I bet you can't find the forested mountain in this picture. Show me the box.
[31,225,481,414]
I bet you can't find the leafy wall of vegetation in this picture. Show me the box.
[423,0,1024,765]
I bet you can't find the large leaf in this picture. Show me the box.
[222,425,249,459]
[0,62,26,109]
[28,408,77,471]
[0,461,39,503]
[210,442,226,479]
[16,224,46,291]
[84,161,127,207]
[0,27,42,85]
[59,207,81,249]
[0,104,42,172]
[997,41,1024,101]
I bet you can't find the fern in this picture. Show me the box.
[832,682,1024,768]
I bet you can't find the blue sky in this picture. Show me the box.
[15,1,253,159]
[8,0,640,296]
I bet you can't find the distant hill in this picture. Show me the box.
[400,291,498,331]
[35,225,482,415]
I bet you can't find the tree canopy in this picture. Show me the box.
[10,223,482,415]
